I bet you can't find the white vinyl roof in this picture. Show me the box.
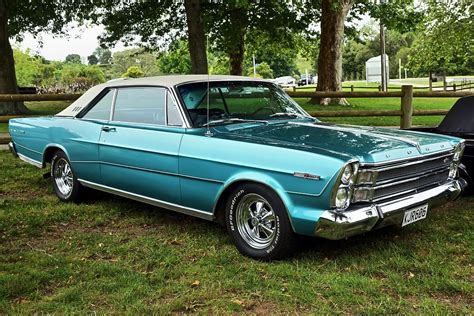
[57,75,267,117]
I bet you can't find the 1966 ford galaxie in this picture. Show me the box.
[8,75,465,260]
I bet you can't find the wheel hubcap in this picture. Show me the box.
[53,158,73,196]
[236,193,277,249]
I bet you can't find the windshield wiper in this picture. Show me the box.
[269,112,307,118]
[202,118,268,127]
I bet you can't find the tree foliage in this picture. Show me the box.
[407,0,474,75]
[65,54,82,64]
[122,66,144,78]
[111,48,160,77]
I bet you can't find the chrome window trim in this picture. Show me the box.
[78,179,214,221]
[109,88,118,121]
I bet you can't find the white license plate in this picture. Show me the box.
[402,204,428,227]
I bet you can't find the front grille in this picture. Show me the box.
[355,150,454,202]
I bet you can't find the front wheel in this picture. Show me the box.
[225,183,296,260]
[51,150,81,202]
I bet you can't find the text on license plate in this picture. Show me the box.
[402,204,428,227]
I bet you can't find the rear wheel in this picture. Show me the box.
[225,183,296,260]
[51,150,81,202]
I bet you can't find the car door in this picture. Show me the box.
[66,88,115,184]
[98,86,185,205]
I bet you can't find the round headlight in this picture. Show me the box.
[335,187,350,209]
[341,164,353,184]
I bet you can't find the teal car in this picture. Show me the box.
[8,75,465,260]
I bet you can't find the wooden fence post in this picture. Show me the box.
[351,85,354,92]
[400,85,414,129]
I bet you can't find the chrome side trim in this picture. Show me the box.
[18,153,43,168]
[71,160,224,184]
[78,179,214,221]
[293,172,321,180]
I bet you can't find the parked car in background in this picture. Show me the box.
[273,76,296,88]
[409,96,474,191]
[8,75,465,260]
[298,74,315,86]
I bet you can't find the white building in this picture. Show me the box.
[366,55,389,83]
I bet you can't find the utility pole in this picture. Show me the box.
[379,0,387,91]
[253,55,256,78]
[398,58,402,80]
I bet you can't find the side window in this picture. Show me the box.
[82,90,113,120]
[113,87,166,125]
[167,92,184,126]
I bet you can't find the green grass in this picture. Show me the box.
[0,150,473,313]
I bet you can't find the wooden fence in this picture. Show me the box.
[291,80,474,92]
[0,85,473,135]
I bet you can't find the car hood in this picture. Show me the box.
[212,120,459,163]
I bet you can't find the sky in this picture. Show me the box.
[13,24,130,62]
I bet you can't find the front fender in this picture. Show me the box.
[215,171,330,236]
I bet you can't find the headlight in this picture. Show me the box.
[453,142,465,162]
[335,187,350,209]
[341,165,353,184]
[331,161,359,210]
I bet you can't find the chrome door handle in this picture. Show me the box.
[102,126,116,132]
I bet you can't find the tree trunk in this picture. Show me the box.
[229,38,244,76]
[184,0,208,74]
[311,0,353,106]
[0,0,29,115]
[228,8,246,76]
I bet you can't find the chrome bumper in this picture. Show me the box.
[314,180,462,240]
[8,141,18,158]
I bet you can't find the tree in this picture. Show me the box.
[65,54,82,64]
[96,0,208,73]
[87,54,99,65]
[122,66,144,78]
[111,48,160,78]
[94,47,112,65]
[315,0,354,105]
[407,0,474,76]
[246,62,274,79]
[203,1,315,75]
[183,0,208,74]
[157,40,192,74]
[0,0,93,114]
[313,0,422,105]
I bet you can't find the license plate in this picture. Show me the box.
[402,204,428,227]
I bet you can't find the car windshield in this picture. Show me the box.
[177,81,310,127]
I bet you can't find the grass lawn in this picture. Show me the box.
[0,151,473,313]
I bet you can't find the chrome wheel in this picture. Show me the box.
[53,158,73,196]
[235,193,277,249]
